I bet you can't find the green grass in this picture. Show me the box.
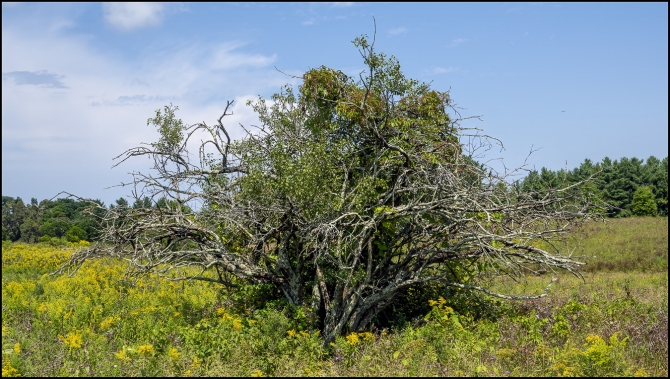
[2,217,668,377]
[550,217,668,272]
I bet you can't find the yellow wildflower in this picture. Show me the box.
[215,307,226,316]
[190,356,201,369]
[585,334,603,345]
[2,360,20,377]
[115,349,131,361]
[346,333,360,345]
[251,369,264,377]
[634,368,648,377]
[138,344,154,355]
[168,347,180,361]
[58,330,83,350]
[360,332,375,341]
[13,343,21,354]
[287,329,296,337]
[232,319,243,330]
[100,316,117,330]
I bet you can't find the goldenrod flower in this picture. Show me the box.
[232,318,243,330]
[2,360,20,377]
[251,369,264,377]
[360,332,375,341]
[58,331,83,350]
[138,344,154,355]
[168,347,180,361]
[634,368,648,377]
[190,356,201,369]
[115,348,131,361]
[13,343,20,354]
[346,333,360,345]
[100,316,117,330]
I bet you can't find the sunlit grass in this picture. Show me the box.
[543,217,668,272]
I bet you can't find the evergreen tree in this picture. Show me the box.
[632,186,658,216]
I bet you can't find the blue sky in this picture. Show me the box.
[2,2,668,206]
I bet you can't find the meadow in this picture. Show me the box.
[2,217,667,377]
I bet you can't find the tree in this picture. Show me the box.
[65,225,88,243]
[57,32,602,344]
[2,196,26,242]
[19,204,41,243]
[631,186,657,216]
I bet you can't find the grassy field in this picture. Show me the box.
[2,217,667,377]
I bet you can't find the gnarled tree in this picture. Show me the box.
[57,33,603,344]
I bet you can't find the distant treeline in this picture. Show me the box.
[520,156,668,217]
[2,156,667,243]
[1,196,179,244]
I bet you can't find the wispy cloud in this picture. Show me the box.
[2,15,285,203]
[92,94,176,107]
[103,2,167,31]
[449,38,468,47]
[209,43,277,70]
[425,66,459,75]
[302,18,316,26]
[329,2,354,8]
[2,70,68,88]
[129,78,150,87]
[387,27,408,36]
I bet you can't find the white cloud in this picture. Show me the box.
[302,18,316,26]
[329,2,354,8]
[102,2,166,31]
[209,42,277,70]
[1,16,285,204]
[425,66,459,75]
[388,27,407,36]
[449,38,468,47]
[2,70,68,88]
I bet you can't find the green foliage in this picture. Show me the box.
[65,226,88,243]
[551,333,632,377]
[0,194,181,245]
[2,197,26,242]
[521,156,668,218]
[632,186,658,216]
[147,103,185,154]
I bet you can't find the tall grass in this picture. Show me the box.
[2,217,667,376]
